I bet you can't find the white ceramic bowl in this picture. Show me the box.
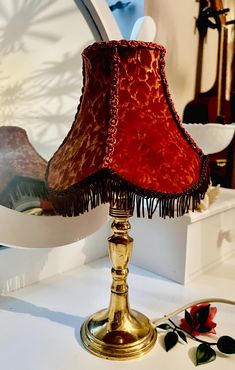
[182,123,235,154]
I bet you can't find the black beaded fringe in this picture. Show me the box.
[47,156,210,219]
[0,177,48,209]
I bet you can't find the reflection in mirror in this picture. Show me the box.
[0,0,101,212]
[0,126,47,211]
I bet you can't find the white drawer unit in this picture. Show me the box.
[131,188,235,284]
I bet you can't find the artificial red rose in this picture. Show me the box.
[180,304,217,337]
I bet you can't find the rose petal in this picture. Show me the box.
[210,307,217,320]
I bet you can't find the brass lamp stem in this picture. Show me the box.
[107,215,132,332]
[80,204,157,360]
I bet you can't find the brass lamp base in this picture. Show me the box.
[81,308,156,360]
[80,204,157,360]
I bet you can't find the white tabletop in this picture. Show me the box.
[0,255,234,370]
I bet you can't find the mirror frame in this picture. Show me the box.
[77,0,122,40]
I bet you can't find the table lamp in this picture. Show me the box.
[46,40,210,360]
[0,126,47,210]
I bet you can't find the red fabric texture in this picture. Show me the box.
[47,41,205,195]
[47,47,112,189]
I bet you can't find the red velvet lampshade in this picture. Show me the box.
[0,126,47,210]
[46,40,210,360]
[46,40,209,218]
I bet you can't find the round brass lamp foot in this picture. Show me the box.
[81,308,157,360]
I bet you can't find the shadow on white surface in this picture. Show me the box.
[0,295,84,347]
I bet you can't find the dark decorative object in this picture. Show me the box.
[183,0,235,189]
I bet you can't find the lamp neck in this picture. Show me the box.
[109,197,134,219]
[107,209,133,329]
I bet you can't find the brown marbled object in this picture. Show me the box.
[0,126,47,208]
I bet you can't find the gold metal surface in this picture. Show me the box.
[80,205,157,360]
[216,159,227,167]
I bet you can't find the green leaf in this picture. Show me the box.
[157,323,172,331]
[195,305,210,326]
[217,336,235,354]
[177,330,187,343]
[196,343,216,366]
[185,309,193,326]
[164,331,178,352]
